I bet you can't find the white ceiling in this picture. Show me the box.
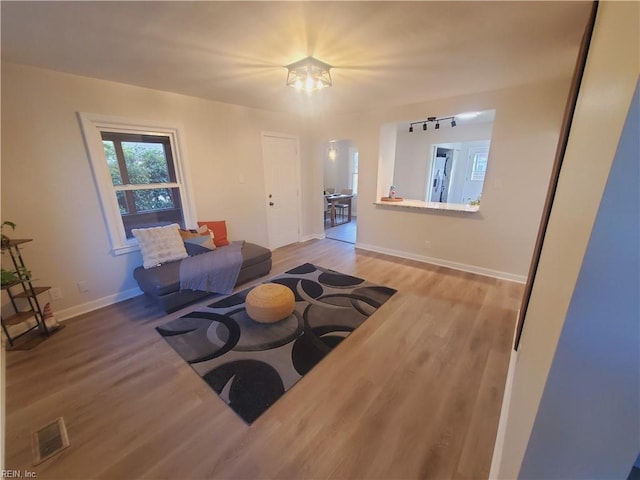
[1,1,593,115]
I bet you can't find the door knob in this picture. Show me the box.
[269,202,274,206]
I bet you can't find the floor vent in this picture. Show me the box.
[32,417,70,465]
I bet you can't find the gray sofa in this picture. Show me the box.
[133,242,272,313]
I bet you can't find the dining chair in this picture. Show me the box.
[335,189,353,222]
[324,196,332,224]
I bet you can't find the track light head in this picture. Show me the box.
[451,119,457,127]
[435,122,440,130]
[423,123,427,131]
[409,125,413,133]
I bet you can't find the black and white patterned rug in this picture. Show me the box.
[156,263,397,424]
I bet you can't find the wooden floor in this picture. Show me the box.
[325,217,357,244]
[4,239,523,479]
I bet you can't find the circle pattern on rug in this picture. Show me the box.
[156,263,396,424]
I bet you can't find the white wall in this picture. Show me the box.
[0,63,578,318]
[313,77,573,280]
[0,63,311,320]
[497,2,640,476]
[520,79,639,479]
[323,139,351,193]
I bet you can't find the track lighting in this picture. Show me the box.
[408,115,457,132]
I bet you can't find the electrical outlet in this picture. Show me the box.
[424,240,431,249]
[50,288,63,300]
[77,281,89,293]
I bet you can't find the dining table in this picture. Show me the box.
[325,194,353,227]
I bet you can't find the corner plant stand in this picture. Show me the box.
[1,239,50,347]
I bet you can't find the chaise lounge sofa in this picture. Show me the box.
[133,242,272,313]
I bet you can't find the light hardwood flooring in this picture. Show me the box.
[4,239,523,479]
[325,218,357,244]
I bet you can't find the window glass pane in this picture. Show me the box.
[102,140,122,185]
[121,188,183,239]
[132,188,176,212]
[122,142,170,184]
[115,191,128,214]
[471,153,488,181]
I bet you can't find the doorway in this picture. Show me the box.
[323,139,358,244]
[262,132,301,249]
[428,146,455,202]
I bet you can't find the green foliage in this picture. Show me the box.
[102,141,175,214]
[1,268,17,285]
[0,221,32,285]
[0,266,30,286]
[1,221,16,247]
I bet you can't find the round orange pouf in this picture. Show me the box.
[245,283,295,323]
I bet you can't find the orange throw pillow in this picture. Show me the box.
[197,220,230,247]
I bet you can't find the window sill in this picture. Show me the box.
[112,242,141,256]
[374,199,480,213]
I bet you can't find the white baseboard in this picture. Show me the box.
[489,341,519,478]
[300,233,326,242]
[55,287,143,322]
[354,242,527,283]
[52,238,522,324]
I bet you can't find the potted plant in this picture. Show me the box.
[1,221,26,286]
[1,221,16,248]
[1,266,31,286]
[1,268,17,286]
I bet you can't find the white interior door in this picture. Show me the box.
[262,133,300,249]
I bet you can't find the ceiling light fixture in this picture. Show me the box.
[328,143,337,161]
[408,115,456,132]
[286,56,332,93]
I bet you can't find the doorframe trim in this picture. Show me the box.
[261,131,302,250]
[513,1,598,350]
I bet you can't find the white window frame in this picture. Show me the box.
[350,150,359,195]
[78,113,197,255]
[469,146,489,182]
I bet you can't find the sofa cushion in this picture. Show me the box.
[132,224,188,269]
[133,242,271,297]
[197,220,230,247]
[239,241,272,268]
[179,226,216,254]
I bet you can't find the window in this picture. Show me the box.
[351,151,359,195]
[470,149,489,182]
[79,114,195,254]
[101,132,184,238]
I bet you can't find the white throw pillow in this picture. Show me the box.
[132,224,188,269]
